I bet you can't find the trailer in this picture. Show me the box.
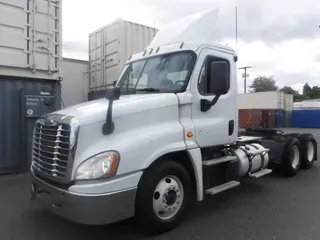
[30,9,317,234]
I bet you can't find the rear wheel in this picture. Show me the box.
[135,160,193,234]
[282,137,301,177]
[299,134,317,169]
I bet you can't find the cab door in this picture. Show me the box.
[190,48,238,147]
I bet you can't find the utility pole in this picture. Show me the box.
[239,66,252,93]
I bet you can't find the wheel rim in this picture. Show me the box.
[291,145,300,169]
[307,141,315,162]
[152,175,184,220]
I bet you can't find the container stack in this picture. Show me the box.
[292,101,320,128]
[238,91,293,129]
[0,0,62,174]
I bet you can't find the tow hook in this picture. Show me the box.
[30,183,42,201]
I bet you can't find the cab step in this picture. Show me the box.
[202,156,238,167]
[249,169,272,179]
[205,181,240,195]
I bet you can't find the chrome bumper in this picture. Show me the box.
[31,174,137,225]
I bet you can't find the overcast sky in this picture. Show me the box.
[62,0,320,92]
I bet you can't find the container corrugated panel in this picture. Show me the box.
[261,109,276,128]
[284,94,293,111]
[0,0,62,80]
[292,110,320,128]
[238,91,284,110]
[89,19,158,90]
[284,111,292,127]
[275,109,285,128]
[0,77,61,174]
[238,109,262,128]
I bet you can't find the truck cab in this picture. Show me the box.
[30,9,317,234]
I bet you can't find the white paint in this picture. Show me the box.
[190,47,238,147]
[61,58,89,107]
[71,99,186,178]
[56,93,178,125]
[89,19,158,89]
[187,148,203,201]
[69,172,142,194]
[0,0,62,80]
[148,8,219,48]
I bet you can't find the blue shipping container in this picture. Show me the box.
[275,109,285,128]
[292,110,320,128]
[284,111,292,127]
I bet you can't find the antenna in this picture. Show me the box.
[235,6,238,52]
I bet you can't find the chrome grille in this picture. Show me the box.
[32,121,71,180]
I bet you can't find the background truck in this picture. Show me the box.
[30,9,317,234]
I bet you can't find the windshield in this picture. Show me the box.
[117,51,196,94]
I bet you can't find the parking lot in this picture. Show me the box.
[1,128,320,240]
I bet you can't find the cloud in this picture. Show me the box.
[314,55,320,62]
[132,0,320,44]
[61,0,320,89]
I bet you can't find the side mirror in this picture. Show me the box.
[207,61,229,95]
[102,87,121,135]
[112,80,117,87]
[106,87,121,101]
[200,61,229,112]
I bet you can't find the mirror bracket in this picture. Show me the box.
[200,95,221,112]
[102,87,120,135]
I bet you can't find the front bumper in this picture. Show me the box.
[31,174,137,225]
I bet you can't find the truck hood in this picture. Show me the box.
[53,93,179,125]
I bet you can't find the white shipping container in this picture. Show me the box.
[89,18,158,90]
[0,0,62,80]
[238,91,285,110]
[61,58,89,108]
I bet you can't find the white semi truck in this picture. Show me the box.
[30,9,317,234]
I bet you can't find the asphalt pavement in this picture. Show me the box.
[1,128,320,240]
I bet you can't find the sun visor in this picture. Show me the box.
[148,8,220,48]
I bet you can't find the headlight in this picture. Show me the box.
[75,151,120,180]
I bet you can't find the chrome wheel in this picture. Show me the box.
[307,141,315,162]
[291,145,300,169]
[153,175,184,220]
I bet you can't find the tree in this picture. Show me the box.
[303,83,312,97]
[250,76,279,92]
[280,86,298,95]
[280,86,307,102]
[309,86,320,99]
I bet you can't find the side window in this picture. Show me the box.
[198,56,230,95]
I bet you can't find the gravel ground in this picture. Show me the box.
[1,128,320,240]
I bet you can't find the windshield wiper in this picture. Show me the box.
[136,88,161,92]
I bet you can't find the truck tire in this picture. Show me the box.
[282,137,301,177]
[135,160,193,234]
[298,134,317,169]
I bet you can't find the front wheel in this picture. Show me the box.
[135,160,193,234]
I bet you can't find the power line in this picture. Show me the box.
[239,66,252,93]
